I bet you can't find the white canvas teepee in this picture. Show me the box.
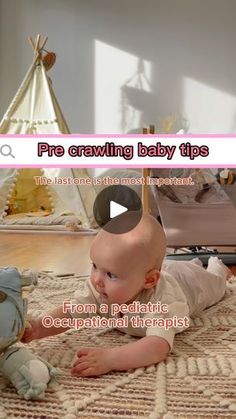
[0,35,70,135]
[0,35,96,231]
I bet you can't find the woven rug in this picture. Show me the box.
[1,272,236,419]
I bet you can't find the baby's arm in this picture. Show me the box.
[71,335,169,377]
[22,306,72,342]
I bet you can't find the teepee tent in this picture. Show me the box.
[0,35,70,135]
[0,35,96,231]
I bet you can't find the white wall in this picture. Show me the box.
[0,0,236,134]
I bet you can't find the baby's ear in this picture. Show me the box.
[144,269,160,289]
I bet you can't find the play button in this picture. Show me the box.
[93,185,143,234]
[110,201,128,218]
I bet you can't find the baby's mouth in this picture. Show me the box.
[97,288,108,298]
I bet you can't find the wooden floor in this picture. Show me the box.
[0,232,94,275]
[0,232,235,276]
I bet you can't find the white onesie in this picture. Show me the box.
[70,257,227,349]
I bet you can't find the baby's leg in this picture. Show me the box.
[190,257,203,267]
[207,256,231,280]
[163,257,227,315]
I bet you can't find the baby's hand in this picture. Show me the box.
[71,347,114,377]
[21,319,40,343]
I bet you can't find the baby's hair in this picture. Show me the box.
[91,213,167,276]
[130,214,166,271]
[108,213,166,272]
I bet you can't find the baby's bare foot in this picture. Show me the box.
[207,256,232,280]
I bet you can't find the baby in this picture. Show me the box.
[22,214,229,377]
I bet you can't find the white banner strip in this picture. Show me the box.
[0,135,235,167]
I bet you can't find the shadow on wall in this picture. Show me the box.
[122,82,189,134]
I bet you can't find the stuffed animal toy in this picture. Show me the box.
[0,267,58,400]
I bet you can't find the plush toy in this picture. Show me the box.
[219,169,235,185]
[0,267,58,400]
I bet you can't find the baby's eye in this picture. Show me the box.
[92,262,97,270]
[107,272,118,281]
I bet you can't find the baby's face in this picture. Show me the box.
[90,234,147,304]
[90,214,166,304]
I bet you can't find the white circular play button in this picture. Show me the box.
[93,185,143,234]
[110,201,128,218]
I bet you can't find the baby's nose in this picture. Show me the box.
[93,271,105,288]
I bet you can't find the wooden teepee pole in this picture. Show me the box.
[142,125,155,213]
[28,34,48,65]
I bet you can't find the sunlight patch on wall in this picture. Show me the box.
[95,40,152,133]
[183,78,236,133]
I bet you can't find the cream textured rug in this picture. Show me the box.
[1,272,236,419]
